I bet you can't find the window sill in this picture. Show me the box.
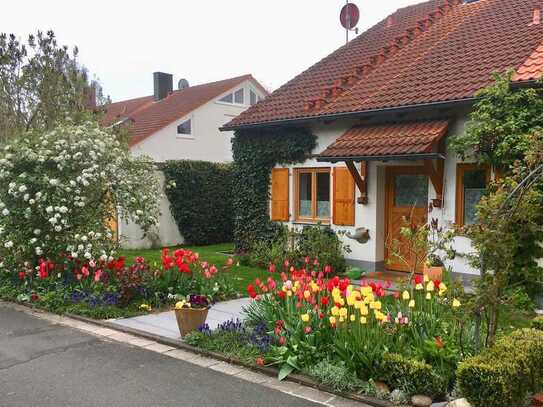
[176,135,195,140]
[292,219,331,226]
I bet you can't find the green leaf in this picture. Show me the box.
[278,363,295,381]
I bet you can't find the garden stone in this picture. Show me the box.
[389,389,406,404]
[447,398,472,407]
[431,402,447,407]
[411,395,432,407]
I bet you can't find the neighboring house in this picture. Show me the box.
[222,0,543,282]
[101,73,268,248]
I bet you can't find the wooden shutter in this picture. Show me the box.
[333,167,355,226]
[271,168,289,221]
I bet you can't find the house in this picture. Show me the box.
[101,73,268,248]
[221,0,543,282]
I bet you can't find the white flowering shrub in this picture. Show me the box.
[0,121,159,271]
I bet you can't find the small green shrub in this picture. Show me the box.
[378,353,443,397]
[457,328,543,407]
[248,224,349,274]
[162,160,234,245]
[532,315,543,331]
[305,360,362,392]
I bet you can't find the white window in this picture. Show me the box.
[218,88,247,106]
[250,90,258,106]
[177,119,191,135]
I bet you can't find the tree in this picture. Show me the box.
[450,72,543,346]
[0,121,160,274]
[0,30,105,143]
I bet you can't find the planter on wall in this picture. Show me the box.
[174,307,209,337]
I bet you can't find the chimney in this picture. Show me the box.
[153,72,173,101]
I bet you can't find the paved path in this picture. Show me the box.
[109,297,251,339]
[0,302,367,407]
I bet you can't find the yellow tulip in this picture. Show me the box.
[415,283,424,290]
[402,290,410,300]
[360,316,367,324]
[339,316,345,322]
[369,301,382,310]
[360,286,372,296]
[329,316,337,325]
[339,307,348,318]
[331,306,340,316]
[303,290,311,300]
[453,299,461,308]
[332,287,341,298]
[409,299,415,308]
[354,300,362,310]
[426,292,432,300]
[287,290,292,297]
[426,281,435,292]
[301,313,310,322]
[360,305,369,315]
[350,314,355,322]
[338,298,345,306]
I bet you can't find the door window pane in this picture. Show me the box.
[463,169,487,225]
[316,172,330,218]
[299,173,312,217]
[394,175,428,207]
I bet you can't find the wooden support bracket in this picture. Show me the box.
[345,160,368,205]
[423,159,444,208]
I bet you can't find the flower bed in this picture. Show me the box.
[187,257,478,404]
[0,248,236,319]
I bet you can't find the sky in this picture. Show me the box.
[1,0,424,102]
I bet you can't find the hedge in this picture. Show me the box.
[378,353,443,397]
[457,328,543,407]
[532,315,543,331]
[162,160,234,245]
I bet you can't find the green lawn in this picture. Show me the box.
[119,243,269,295]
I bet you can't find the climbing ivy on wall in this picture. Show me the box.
[231,127,317,252]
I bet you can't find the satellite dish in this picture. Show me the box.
[178,78,190,90]
[340,2,360,30]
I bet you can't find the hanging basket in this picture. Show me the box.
[174,307,209,338]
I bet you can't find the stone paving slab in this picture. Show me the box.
[108,297,250,339]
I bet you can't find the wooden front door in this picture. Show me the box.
[385,167,429,272]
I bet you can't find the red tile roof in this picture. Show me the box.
[319,120,448,159]
[224,0,543,130]
[101,75,264,146]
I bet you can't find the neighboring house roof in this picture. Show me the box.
[101,74,265,146]
[224,0,543,130]
[319,120,448,161]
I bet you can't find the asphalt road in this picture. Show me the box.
[0,305,320,407]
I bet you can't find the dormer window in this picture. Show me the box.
[218,88,246,106]
[177,119,191,135]
[250,90,258,106]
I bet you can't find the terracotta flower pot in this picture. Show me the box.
[174,307,209,338]
[423,265,443,281]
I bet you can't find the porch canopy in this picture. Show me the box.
[317,120,449,205]
[317,120,448,162]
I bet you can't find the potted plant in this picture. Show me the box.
[174,294,211,338]
[423,254,445,281]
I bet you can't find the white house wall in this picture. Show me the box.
[120,79,267,249]
[274,115,482,277]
